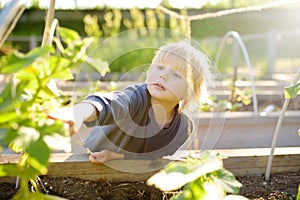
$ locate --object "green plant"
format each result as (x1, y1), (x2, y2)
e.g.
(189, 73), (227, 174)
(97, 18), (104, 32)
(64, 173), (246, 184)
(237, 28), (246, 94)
(200, 96), (231, 112)
(0, 27), (107, 199)
(0, 45), (70, 200)
(284, 82), (300, 99)
(199, 88), (252, 112)
(284, 74), (300, 200)
(147, 153), (242, 200)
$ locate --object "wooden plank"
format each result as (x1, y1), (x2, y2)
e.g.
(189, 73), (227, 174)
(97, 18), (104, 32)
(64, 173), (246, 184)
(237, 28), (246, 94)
(46, 160), (170, 176)
(224, 154), (300, 168)
(1, 147), (300, 182)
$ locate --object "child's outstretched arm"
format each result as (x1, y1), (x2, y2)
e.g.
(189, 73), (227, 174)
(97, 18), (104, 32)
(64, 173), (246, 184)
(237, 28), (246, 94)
(47, 102), (98, 135)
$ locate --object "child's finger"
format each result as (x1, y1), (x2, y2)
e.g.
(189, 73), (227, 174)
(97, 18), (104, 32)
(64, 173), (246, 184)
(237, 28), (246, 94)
(68, 121), (77, 136)
(89, 153), (103, 164)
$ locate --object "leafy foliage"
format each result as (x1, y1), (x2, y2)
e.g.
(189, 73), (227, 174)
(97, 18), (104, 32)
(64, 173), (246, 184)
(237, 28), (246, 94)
(0, 26), (107, 199)
(199, 88), (252, 112)
(147, 153), (242, 200)
(284, 82), (300, 99)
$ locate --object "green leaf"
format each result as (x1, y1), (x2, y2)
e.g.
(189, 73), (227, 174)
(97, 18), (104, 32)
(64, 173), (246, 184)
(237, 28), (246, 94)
(190, 179), (206, 199)
(164, 161), (190, 174)
(9, 126), (39, 153)
(2, 129), (18, 149)
(0, 129), (8, 147)
(26, 139), (50, 174)
(35, 79), (61, 100)
(0, 112), (18, 123)
(15, 68), (37, 82)
(0, 46), (52, 74)
(211, 169), (242, 194)
(284, 82), (300, 99)
(0, 163), (39, 179)
(147, 157), (223, 191)
(172, 180), (207, 200)
(14, 71), (39, 102)
(0, 164), (20, 177)
(51, 67), (74, 80)
(58, 27), (81, 46)
(47, 56), (74, 80)
(37, 89), (59, 100)
(0, 82), (23, 114)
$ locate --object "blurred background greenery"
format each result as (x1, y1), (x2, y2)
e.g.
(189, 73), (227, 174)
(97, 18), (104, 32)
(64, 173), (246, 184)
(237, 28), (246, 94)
(1, 0), (300, 80)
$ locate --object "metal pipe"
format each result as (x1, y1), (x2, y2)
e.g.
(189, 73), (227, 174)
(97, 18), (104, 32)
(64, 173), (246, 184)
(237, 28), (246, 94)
(215, 31), (258, 114)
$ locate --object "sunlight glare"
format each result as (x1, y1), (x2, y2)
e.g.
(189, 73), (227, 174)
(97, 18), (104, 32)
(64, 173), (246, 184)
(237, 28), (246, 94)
(169, 0), (221, 8)
(37, 0), (162, 9)
(106, 0), (163, 8)
(1, 0), (220, 9)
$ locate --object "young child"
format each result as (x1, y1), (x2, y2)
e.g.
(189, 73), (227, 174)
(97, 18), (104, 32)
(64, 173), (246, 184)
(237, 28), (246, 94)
(48, 41), (214, 163)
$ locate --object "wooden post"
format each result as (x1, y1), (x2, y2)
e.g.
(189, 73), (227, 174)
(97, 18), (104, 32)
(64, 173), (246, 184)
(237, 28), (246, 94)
(41, 0), (56, 46)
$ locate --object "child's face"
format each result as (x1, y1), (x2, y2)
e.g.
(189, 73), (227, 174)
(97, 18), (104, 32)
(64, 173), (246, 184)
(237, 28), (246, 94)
(146, 63), (189, 103)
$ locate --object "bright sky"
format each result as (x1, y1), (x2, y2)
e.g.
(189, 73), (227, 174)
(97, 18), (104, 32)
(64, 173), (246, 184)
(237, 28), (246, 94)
(0, 0), (221, 9)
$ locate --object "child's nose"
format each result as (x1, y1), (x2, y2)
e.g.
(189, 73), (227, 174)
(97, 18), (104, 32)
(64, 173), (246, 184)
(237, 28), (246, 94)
(160, 74), (168, 81)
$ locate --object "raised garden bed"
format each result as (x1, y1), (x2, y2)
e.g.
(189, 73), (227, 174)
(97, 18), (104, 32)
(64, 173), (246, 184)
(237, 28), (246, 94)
(196, 111), (300, 149)
(1, 171), (299, 200)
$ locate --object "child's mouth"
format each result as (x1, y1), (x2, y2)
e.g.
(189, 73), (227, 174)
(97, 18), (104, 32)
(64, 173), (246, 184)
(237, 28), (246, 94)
(153, 83), (166, 91)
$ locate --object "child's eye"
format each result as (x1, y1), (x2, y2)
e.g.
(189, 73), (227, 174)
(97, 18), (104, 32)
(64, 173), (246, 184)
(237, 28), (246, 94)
(173, 72), (182, 78)
(156, 65), (164, 70)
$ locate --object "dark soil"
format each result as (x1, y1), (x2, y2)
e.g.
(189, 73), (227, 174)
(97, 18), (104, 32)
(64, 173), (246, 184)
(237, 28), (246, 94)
(0, 170), (299, 200)
(237, 170), (300, 200)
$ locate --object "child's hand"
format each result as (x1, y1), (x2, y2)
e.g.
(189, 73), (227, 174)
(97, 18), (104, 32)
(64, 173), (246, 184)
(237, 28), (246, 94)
(48, 103), (97, 135)
(47, 105), (84, 135)
(89, 150), (124, 164)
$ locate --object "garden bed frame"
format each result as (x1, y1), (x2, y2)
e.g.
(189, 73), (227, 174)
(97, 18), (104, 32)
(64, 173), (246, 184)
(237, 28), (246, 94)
(1, 147), (300, 183)
(196, 110), (300, 149)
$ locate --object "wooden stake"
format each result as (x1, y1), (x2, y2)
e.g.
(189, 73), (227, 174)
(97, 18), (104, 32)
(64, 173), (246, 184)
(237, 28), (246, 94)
(41, 0), (56, 46)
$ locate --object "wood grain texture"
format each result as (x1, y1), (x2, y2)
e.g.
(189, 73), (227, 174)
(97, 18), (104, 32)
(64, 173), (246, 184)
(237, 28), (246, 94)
(1, 147), (299, 182)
